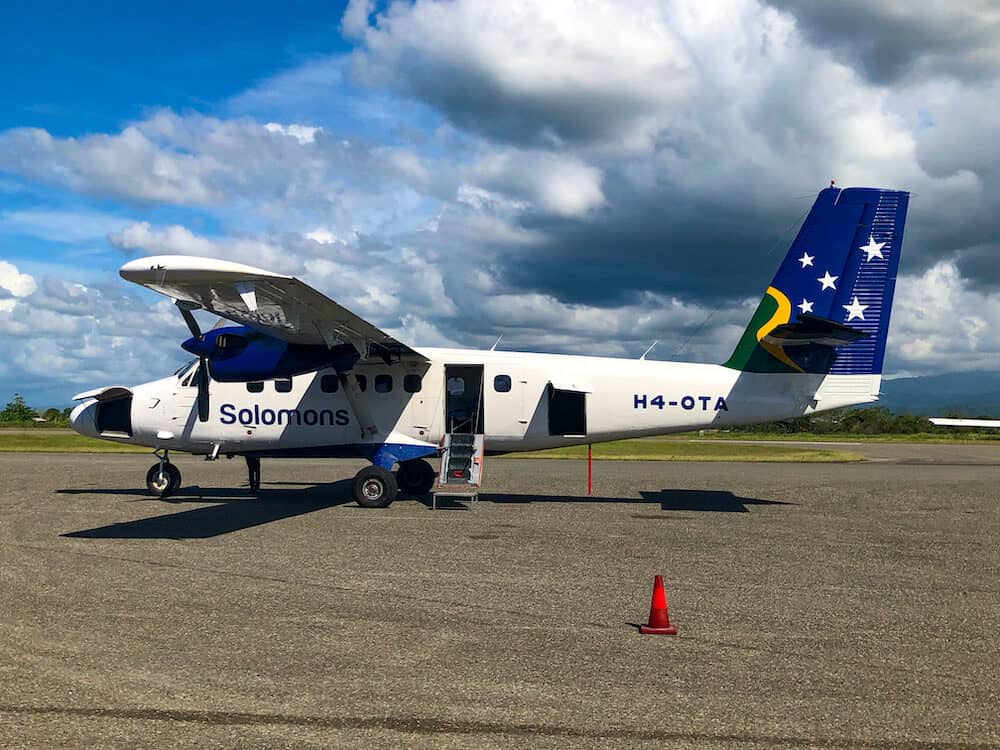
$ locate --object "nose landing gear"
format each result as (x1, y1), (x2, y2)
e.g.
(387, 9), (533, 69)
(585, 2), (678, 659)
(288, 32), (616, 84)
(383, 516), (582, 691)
(146, 449), (181, 499)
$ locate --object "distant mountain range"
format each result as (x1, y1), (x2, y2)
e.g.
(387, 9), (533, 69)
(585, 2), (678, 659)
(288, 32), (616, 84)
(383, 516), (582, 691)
(880, 371), (1000, 416)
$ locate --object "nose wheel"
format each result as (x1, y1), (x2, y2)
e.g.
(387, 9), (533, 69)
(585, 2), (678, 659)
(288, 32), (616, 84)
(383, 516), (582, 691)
(146, 457), (181, 499)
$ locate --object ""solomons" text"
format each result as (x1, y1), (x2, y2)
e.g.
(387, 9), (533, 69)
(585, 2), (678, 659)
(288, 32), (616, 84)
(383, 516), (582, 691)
(220, 403), (350, 427)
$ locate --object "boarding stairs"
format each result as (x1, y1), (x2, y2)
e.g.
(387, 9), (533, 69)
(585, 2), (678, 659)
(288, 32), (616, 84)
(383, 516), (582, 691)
(432, 432), (485, 510)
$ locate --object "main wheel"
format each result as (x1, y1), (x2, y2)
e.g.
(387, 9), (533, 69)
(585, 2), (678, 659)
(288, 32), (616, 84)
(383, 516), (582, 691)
(353, 466), (398, 509)
(146, 462), (181, 499)
(396, 459), (436, 494)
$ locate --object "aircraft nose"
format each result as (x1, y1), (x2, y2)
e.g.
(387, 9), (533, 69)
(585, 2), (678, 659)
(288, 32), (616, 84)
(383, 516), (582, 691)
(69, 401), (98, 437)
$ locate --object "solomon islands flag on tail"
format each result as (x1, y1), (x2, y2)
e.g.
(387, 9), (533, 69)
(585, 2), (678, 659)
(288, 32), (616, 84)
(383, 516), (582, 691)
(725, 186), (909, 375)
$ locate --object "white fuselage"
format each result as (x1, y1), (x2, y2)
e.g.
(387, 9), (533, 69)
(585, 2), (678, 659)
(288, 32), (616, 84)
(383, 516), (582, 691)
(71, 347), (880, 456)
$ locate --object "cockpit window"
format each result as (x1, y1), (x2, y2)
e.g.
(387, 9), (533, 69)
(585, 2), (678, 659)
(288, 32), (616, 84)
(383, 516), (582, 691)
(174, 359), (197, 377)
(180, 361), (199, 387)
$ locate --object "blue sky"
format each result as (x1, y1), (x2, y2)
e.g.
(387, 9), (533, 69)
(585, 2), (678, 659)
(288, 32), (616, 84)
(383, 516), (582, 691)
(1, 0), (999, 408)
(0, 1), (352, 134)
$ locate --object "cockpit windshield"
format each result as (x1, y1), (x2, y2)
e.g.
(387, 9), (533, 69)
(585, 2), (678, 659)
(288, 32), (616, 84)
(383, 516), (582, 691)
(174, 359), (198, 381)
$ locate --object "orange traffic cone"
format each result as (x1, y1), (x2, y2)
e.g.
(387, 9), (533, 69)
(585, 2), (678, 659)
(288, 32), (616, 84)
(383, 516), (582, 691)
(639, 575), (678, 635)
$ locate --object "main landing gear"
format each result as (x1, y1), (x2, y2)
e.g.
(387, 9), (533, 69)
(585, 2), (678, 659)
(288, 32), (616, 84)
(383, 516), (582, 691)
(396, 459), (436, 494)
(146, 450), (181, 499)
(353, 466), (397, 509)
(352, 458), (435, 509)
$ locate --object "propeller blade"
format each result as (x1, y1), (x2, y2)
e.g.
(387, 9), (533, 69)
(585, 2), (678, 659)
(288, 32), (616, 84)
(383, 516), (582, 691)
(197, 358), (210, 422)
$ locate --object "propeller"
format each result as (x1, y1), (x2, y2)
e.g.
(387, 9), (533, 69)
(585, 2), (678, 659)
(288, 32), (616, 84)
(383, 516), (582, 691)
(177, 302), (210, 422)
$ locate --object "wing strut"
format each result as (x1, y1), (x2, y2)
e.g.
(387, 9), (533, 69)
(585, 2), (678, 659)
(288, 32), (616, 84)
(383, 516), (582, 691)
(338, 371), (379, 439)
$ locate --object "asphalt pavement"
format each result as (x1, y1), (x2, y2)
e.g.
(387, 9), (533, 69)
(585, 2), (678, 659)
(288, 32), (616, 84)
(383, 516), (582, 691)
(1, 450), (998, 748)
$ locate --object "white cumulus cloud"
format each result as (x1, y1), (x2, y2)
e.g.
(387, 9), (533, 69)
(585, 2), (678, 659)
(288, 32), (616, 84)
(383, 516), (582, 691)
(0, 261), (37, 312)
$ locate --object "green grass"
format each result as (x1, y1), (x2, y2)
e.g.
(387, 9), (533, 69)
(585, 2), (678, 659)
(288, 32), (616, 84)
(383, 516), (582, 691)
(0, 430), (860, 461)
(0, 431), (147, 453)
(508, 438), (862, 462)
(685, 431), (1000, 443)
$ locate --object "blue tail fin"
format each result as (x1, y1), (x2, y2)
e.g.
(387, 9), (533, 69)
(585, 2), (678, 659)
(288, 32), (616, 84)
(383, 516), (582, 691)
(724, 186), (909, 375)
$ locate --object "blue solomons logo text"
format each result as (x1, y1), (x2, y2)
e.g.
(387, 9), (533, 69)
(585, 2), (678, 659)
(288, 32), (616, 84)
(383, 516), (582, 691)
(220, 403), (350, 427)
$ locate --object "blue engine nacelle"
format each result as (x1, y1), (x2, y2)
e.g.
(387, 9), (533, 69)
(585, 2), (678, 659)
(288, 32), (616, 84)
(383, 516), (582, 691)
(182, 326), (357, 382)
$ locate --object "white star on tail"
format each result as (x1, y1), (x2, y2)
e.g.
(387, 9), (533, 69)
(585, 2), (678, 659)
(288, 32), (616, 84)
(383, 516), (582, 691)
(818, 271), (838, 290)
(860, 235), (886, 261)
(798, 299), (813, 314)
(799, 252), (814, 268)
(843, 296), (867, 321)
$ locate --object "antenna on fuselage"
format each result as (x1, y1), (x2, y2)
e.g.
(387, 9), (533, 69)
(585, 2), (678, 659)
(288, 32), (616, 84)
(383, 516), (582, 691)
(639, 341), (658, 360)
(490, 333), (504, 351)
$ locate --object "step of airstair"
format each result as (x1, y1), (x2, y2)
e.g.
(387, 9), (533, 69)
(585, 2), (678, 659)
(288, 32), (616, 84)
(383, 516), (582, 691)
(433, 433), (484, 509)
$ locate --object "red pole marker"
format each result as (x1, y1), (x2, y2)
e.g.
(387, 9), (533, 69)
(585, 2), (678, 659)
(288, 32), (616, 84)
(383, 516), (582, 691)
(639, 575), (678, 635)
(587, 443), (593, 496)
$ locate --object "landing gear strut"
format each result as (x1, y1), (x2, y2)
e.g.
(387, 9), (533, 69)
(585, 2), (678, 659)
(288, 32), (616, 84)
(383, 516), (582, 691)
(146, 450), (181, 499)
(245, 456), (261, 493)
(353, 466), (398, 509)
(396, 459), (436, 494)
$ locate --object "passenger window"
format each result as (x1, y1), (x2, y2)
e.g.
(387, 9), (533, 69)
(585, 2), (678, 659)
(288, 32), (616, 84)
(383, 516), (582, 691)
(494, 374), (512, 393)
(375, 374), (392, 393)
(246, 381), (264, 393)
(275, 378), (293, 393)
(356, 375), (367, 392)
(320, 374), (339, 393)
(404, 374), (422, 393)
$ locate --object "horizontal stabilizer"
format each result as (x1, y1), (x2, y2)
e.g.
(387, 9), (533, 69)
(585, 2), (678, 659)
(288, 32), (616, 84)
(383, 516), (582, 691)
(762, 314), (869, 348)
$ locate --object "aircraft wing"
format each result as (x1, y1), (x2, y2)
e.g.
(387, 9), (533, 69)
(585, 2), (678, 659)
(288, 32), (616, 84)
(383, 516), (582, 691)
(929, 418), (1000, 428)
(119, 255), (425, 361)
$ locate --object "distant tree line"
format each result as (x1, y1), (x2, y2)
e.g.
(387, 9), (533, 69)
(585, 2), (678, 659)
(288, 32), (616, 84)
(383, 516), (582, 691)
(0, 394), (73, 426)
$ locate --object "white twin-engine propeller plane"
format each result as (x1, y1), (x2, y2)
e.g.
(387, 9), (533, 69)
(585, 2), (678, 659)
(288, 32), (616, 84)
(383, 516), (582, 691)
(71, 186), (910, 507)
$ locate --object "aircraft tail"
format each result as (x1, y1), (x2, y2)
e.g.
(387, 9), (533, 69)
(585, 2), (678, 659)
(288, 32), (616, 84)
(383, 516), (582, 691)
(724, 186), (909, 378)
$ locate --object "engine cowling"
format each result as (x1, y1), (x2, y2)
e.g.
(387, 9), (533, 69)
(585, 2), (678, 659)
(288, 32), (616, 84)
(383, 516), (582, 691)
(181, 326), (356, 382)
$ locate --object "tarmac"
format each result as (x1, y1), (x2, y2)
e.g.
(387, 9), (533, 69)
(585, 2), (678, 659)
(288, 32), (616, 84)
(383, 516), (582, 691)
(1, 446), (998, 749)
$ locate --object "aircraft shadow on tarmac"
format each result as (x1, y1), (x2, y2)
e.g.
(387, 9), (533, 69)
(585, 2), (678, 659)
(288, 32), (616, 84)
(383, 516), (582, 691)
(57, 485), (790, 539)
(468, 489), (793, 513)
(58, 479), (357, 540)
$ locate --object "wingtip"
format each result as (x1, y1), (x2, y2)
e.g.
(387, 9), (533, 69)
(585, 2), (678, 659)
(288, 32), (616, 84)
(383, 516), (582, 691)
(119, 255), (288, 284)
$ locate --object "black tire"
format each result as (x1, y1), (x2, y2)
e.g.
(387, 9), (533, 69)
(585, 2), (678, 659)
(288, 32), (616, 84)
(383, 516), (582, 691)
(146, 462), (181, 499)
(353, 466), (398, 509)
(396, 459), (436, 494)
